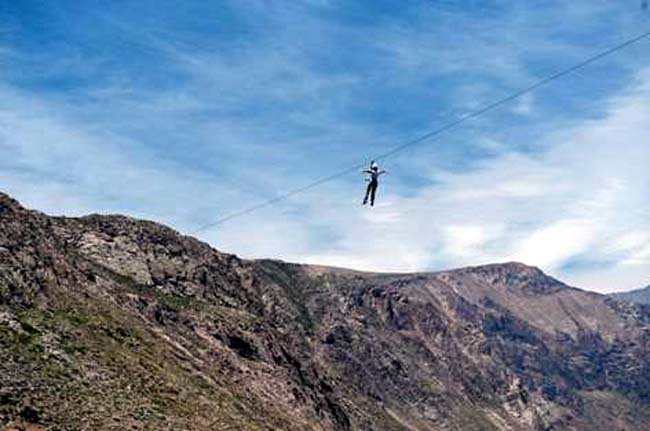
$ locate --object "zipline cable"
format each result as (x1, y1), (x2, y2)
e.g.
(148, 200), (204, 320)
(189, 29), (650, 234)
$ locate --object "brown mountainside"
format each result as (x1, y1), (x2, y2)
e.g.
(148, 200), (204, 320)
(1, 192), (649, 431)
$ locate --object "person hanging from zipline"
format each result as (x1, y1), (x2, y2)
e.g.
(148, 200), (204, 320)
(362, 160), (386, 206)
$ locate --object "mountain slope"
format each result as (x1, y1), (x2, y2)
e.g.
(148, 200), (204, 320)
(1, 192), (649, 431)
(611, 286), (650, 305)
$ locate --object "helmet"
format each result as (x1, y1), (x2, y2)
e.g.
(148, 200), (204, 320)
(370, 161), (378, 170)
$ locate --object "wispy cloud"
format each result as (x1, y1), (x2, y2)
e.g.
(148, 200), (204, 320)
(282, 69), (650, 291)
(0, 1), (648, 292)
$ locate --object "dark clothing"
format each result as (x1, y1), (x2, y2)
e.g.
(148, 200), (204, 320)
(362, 167), (385, 206)
(365, 169), (381, 182)
(364, 179), (378, 206)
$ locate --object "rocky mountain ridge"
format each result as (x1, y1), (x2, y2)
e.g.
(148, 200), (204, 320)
(611, 285), (650, 305)
(1, 192), (649, 430)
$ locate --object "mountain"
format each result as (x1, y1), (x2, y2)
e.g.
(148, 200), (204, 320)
(611, 286), (650, 305)
(1, 191), (649, 431)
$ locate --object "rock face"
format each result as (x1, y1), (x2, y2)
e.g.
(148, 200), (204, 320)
(1, 192), (649, 431)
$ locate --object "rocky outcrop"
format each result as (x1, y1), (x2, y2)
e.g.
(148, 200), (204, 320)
(1, 192), (649, 430)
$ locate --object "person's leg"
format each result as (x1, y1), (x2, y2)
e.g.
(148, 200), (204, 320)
(370, 181), (377, 206)
(363, 182), (372, 204)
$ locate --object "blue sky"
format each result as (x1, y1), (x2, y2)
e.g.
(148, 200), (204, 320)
(1, 1), (649, 292)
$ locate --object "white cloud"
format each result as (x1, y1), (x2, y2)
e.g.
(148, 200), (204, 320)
(442, 225), (491, 260)
(214, 68), (650, 292)
(0, 85), (239, 227)
(2, 1), (649, 294)
(513, 219), (596, 268)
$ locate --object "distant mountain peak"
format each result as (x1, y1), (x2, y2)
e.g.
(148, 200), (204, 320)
(610, 285), (650, 305)
(451, 261), (569, 295)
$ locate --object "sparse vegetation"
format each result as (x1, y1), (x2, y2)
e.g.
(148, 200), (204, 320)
(1, 192), (649, 430)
